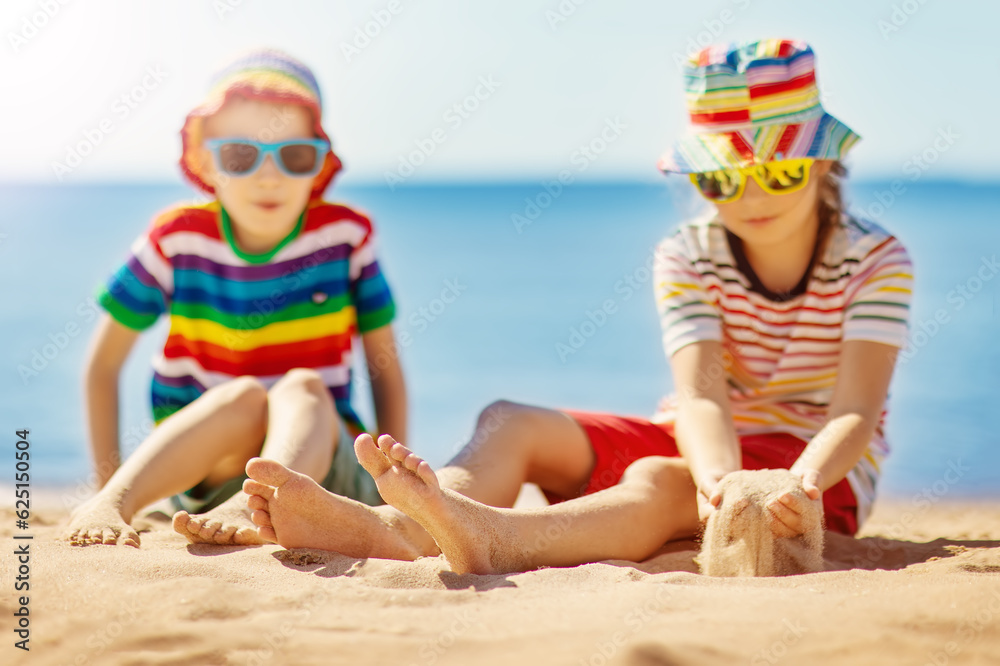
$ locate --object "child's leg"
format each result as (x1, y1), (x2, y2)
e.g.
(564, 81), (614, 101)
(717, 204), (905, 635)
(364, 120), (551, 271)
(173, 369), (341, 545)
(62, 377), (269, 547)
(242, 401), (598, 558)
(357, 434), (700, 574)
(436, 401), (598, 505)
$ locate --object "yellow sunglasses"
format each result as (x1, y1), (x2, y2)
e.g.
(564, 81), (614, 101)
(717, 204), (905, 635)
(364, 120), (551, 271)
(689, 158), (814, 203)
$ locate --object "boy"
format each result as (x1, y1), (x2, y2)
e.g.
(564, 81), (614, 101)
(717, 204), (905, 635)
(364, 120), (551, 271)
(61, 49), (406, 548)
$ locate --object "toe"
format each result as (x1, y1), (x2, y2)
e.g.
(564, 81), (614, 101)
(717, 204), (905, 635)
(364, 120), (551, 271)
(245, 457), (295, 487)
(256, 526), (277, 543)
(356, 434), (393, 477)
(376, 434), (398, 453)
(243, 479), (275, 500)
(388, 442), (412, 464)
(251, 509), (273, 528)
(214, 524), (238, 544)
(198, 520), (222, 540)
(247, 495), (268, 511)
(101, 528), (119, 545)
(415, 461), (440, 490)
(402, 452), (423, 472)
(171, 511), (191, 533)
(183, 515), (205, 535)
(233, 527), (263, 545)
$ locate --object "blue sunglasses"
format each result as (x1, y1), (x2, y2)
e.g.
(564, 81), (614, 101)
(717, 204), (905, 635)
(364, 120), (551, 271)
(204, 138), (330, 178)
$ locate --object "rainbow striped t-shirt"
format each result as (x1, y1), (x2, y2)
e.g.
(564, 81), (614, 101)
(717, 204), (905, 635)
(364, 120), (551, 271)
(97, 199), (395, 434)
(652, 211), (914, 523)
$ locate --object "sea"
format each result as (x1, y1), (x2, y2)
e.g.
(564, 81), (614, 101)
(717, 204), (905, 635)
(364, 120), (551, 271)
(1, 179), (997, 501)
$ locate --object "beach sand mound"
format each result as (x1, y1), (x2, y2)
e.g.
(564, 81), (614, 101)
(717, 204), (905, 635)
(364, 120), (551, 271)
(698, 469), (824, 577)
(2, 493), (999, 665)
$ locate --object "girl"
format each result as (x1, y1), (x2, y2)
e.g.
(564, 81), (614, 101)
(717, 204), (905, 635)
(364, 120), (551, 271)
(242, 38), (913, 573)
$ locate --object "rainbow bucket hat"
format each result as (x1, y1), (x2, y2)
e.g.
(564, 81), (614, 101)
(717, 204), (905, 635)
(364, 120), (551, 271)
(658, 38), (860, 174)
(179, 48), (342, 199)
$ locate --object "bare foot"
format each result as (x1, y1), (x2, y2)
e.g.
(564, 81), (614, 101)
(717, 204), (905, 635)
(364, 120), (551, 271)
(172, 493), (265, 546)
(356, 434), (526, 575)
(241, 451), (431, 560)
(61, 494), (140, 548)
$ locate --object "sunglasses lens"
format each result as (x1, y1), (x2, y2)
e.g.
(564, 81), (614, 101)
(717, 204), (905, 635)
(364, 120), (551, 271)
(760, 160), (809, 192)
(694, 170), (741, 201)
(279, 143), (321, 175)
(217, 142), (259, 174)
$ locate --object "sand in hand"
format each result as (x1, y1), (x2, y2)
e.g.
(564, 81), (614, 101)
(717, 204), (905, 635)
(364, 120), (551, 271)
(698, 469), (824, 577)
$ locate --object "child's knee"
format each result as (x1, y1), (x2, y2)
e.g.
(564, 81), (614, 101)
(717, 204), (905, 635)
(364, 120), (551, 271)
(475, 400), (545, 437)
(210, 376), (267, 411)
(272, 368), (330, 398)
(478, 400), (520, 430)
(620, 456), (689, 489)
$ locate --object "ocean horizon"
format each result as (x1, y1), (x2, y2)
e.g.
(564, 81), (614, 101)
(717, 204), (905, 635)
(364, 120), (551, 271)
(2, 179), (997, 503)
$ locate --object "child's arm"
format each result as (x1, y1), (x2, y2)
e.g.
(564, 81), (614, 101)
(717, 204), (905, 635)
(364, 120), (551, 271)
(790, 340), (900, 492)
(762, 340), (900, 537)
(361, 324), (408, 443)
(84, 314), (141, 487)
(669, 339), (742, 520)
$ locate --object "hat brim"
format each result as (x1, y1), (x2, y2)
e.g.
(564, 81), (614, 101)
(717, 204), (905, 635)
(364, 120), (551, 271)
(657, 113), (860, 174)
(179, 85), (342, 199)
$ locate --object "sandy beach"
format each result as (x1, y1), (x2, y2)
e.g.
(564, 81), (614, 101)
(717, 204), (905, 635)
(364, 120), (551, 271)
(2, 488), (999, 666)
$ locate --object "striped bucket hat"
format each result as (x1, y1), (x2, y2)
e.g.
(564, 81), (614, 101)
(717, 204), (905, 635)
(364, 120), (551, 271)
(658, 38), (860, 174)
(180, 48), (342, 199)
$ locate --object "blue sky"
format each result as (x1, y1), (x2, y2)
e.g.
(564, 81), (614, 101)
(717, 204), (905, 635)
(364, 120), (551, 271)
(1, 0), (996, 185)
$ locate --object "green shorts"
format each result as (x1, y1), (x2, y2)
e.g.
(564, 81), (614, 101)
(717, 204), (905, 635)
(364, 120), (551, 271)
(169, 422), (383, 514)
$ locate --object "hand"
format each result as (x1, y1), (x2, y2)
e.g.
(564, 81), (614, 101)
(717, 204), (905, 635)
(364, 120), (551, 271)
(696, 469), (735, 523)
(797, 468), (822, 500)
(766, 468), (822, 538)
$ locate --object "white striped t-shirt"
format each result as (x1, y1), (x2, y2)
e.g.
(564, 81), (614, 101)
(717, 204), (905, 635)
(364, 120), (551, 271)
(652, 211), (914, 523)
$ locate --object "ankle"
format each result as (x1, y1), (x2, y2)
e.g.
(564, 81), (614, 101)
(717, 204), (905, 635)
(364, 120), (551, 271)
(404, 523), (441, 558)
(98, 484), (140, 522)
(380, 510), (439, 559)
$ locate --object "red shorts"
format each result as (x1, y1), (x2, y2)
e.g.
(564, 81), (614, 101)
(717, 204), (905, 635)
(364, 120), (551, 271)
(555, 410), (859, 536)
